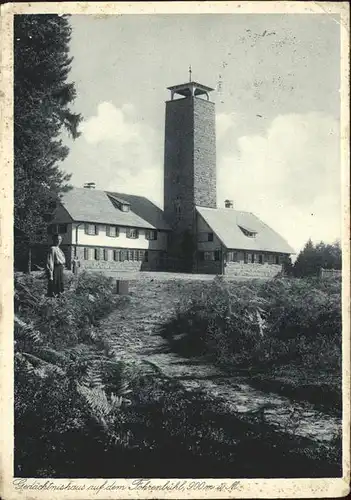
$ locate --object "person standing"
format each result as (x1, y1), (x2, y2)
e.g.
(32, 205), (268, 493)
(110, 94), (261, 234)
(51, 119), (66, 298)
(46, 234), (66, 297)
(72, 254), (81, 277)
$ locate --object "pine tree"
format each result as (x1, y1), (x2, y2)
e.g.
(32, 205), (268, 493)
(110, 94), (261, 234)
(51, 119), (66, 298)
(294, 239), (342, 277)
(14, 15), (82, 272)
(293, 239), (317, 277)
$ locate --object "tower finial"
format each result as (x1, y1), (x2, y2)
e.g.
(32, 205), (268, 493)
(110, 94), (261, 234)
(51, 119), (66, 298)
(189, 65), (192, 82)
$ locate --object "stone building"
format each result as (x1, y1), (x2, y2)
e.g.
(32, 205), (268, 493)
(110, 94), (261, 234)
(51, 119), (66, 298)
(50, 79), (294, 276)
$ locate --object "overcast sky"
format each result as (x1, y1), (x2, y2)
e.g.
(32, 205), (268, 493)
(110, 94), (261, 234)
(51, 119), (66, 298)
(61, 13), (341, 253)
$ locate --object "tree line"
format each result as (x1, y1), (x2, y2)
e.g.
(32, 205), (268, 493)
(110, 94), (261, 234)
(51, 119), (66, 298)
(284, 239), (341, 277)
(14, 14), (82, 271)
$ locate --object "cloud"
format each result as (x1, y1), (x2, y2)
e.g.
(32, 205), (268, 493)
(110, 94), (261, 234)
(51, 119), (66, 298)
(216, 112), (237, 139)
(68, 101), (163, 205)
(79, 101), (150, 147)
(217, 112), (341, 252)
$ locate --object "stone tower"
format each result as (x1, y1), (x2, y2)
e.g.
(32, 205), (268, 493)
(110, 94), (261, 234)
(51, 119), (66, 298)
(163, 80), (217, 270)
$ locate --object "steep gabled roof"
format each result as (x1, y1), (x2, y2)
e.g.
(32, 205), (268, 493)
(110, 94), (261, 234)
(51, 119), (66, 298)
(58, 187), (170, 230)
(107, 191), (170, 230)
(196, 206), (295, 254)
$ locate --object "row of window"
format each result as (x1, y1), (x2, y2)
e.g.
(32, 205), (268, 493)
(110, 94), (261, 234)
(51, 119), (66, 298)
(199, 251), (221, 262)
(199, 251), (281, 264)
(84, 224), (157, 240)
(48, 223), (157, 240)
(83, 248), (149, 262)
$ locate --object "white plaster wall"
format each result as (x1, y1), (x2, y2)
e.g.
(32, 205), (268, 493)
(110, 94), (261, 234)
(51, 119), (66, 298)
(71, 223), (168, 250)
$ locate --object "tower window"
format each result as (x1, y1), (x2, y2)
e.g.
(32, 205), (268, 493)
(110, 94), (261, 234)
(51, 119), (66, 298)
(208, 232), (214, 242)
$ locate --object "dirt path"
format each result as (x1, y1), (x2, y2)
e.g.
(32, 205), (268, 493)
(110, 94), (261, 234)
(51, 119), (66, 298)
(100, 278), (340, 443)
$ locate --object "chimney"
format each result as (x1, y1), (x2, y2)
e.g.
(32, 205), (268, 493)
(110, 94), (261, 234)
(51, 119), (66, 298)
(84, 182), (96, 189)
(225, 199), (233, 209)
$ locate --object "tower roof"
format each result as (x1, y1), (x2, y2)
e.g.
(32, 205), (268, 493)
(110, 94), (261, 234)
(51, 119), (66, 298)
(167, 81), (214, 99)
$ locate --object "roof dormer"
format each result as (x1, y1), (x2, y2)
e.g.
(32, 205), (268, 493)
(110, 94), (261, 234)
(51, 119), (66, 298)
(108, 194), (130, 212)
(238, 225), (257, 238)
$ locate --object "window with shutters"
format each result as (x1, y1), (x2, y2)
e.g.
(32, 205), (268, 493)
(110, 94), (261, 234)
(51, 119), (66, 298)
(228, 251), (238, 262)
(120, 250), (128, 261)
(126, 228), (139, 239)
(84, 248), (89, 260)
(145, 230), (157, 240)
(94, 248), (100, 260)
(113, 250), (121, 262)
(103, 249), (109, 261)
(106, 225), (119, 237)
(85, 223), (98, 236)
(204, 251), (214, 261)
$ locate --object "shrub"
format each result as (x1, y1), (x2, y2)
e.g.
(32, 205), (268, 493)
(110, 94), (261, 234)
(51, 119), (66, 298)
(14, 270), (133, 476)
(161, 276), (342, 373)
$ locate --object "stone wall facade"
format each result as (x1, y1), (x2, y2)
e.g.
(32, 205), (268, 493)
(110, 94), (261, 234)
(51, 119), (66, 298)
(196, 260), (282, 278)
(224, 262), (282, 278)
(196, 261), (222, 275)
(163, 95), (217, 269)
(193, 98), (216, 209)
(163, 97), (195, 235)
(72, 245), (162, 272)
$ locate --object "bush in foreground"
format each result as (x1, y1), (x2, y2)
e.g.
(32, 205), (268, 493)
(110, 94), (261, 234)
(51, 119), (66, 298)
(14, 271), (134, 475)
(162, 276), (341, 377)
(14, 272), (341, 477)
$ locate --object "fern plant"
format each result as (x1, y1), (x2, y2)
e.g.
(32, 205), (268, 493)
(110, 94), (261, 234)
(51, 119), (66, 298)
(15, 270), (135, 471)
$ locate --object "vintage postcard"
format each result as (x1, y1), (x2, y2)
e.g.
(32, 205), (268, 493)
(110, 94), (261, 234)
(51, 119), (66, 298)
(0, 1), (350, 499)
